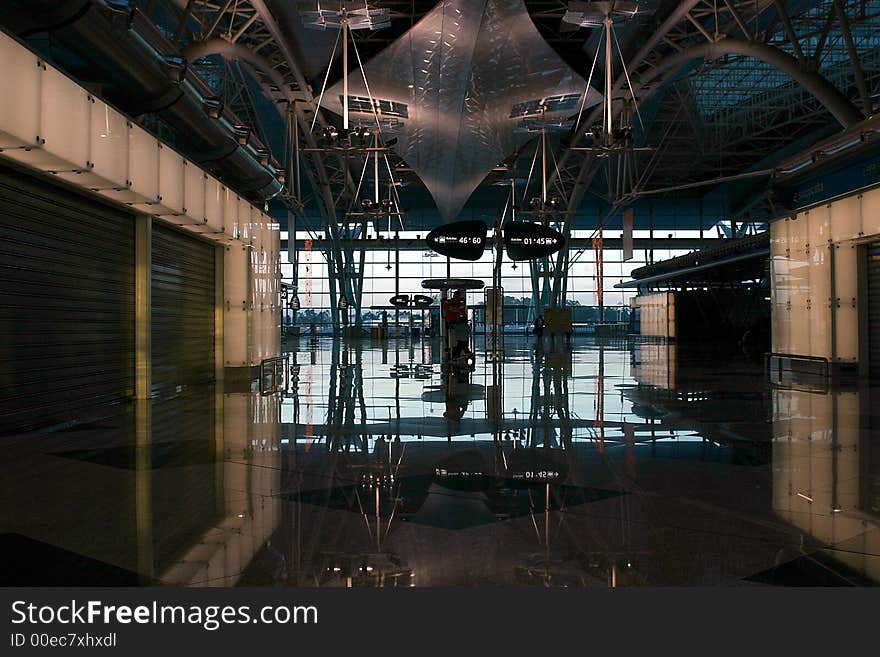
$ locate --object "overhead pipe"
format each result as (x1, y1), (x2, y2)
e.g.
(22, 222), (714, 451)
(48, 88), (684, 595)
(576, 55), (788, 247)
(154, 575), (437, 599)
(0, 0), (282, 201)
(775, 111), (880, 179)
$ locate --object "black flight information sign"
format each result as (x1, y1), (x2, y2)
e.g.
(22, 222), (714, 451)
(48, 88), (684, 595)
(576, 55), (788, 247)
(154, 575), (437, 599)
(425, 220), (488, 261)
(503, 221), (565, 261)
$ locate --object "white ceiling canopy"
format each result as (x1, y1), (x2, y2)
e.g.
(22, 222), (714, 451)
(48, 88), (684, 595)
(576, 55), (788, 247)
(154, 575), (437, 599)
(322, 0), (602, 222)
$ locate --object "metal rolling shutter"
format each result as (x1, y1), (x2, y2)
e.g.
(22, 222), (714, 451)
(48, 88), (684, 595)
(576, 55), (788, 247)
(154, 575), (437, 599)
(866, 244), (880, 515)
(0, 165), (135, 434)
(151, 221), (215, 398)
(868, 243), (880, 377)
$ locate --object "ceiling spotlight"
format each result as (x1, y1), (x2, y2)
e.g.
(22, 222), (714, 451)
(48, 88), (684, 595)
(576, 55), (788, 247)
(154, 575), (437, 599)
(202, 97), (223, 119)
(162, 55), (187, 83)
(360, 197), (374, 210)
(529, 197), (542, 210)
(353, 125), (372, 143)
(232, 124), (251, 145)
(562, 1), (640, 28)
(299, 4), (391, 31)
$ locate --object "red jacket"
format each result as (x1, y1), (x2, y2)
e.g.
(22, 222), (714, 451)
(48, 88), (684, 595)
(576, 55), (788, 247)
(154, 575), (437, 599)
(442, 298), (466, 323)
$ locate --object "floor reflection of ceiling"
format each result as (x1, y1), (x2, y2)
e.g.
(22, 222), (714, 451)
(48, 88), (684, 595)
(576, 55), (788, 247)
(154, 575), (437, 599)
(286, 473), (624, 530)
(324, 0), (600, 221)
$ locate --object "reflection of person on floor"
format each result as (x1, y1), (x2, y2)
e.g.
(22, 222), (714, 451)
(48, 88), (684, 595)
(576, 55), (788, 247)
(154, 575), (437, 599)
(443, 370), (470, 421)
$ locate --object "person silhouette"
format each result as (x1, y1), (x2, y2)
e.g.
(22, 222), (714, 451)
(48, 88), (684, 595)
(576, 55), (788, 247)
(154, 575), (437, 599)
(533, 315), (545, 338)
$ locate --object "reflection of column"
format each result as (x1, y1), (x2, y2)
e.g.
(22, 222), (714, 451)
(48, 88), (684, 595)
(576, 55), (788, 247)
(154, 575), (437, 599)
(623, 422), (636, 481)
(160, 391), (282, 586)
(772, 387), (878, 581)
(596, 345), (605, 453)
(134, 214), (153, 583)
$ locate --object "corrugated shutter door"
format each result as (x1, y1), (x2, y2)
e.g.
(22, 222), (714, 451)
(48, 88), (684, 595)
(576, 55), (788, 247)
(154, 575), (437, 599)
(0, 165), (134, 434)
(868, 243), (880, 377)
(151, 221), (215, 398)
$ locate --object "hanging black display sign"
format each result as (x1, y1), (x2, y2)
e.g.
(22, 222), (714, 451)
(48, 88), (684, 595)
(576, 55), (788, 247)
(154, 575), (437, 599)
(412, 294), (434, 308)
(389, 294), (411, 308)
(425, 220), (488, 261)
(503, 221), (565, 261)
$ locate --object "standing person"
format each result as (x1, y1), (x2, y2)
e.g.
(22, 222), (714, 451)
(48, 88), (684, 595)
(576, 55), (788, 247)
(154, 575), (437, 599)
(442, 290), (467, 360)
(452, 317), (471, 359)
(443, 290), (466, 324)
(533, 315), (545, 338)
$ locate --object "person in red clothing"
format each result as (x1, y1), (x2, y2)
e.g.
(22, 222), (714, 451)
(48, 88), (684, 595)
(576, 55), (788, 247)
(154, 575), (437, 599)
(442, 290), (469, 361)
(442, 290), (466, 323)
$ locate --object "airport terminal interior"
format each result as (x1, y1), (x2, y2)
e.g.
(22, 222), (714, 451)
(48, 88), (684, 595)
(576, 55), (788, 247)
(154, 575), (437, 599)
(1, 0), (879, 586)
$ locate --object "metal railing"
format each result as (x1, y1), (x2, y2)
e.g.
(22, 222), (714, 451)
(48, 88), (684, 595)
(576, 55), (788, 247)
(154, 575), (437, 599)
(766, 352), (830, 391)
(260, 356), (290, 395)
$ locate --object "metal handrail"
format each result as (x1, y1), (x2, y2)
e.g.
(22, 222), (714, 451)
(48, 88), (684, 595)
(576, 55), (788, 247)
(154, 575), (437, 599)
(260, 356), (290, 395)
(766, 352), (830, 386)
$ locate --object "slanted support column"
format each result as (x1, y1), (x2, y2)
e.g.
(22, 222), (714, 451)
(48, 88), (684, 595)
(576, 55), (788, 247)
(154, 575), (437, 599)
(529, 260), (541, 322)
(326, 250), (341, 333)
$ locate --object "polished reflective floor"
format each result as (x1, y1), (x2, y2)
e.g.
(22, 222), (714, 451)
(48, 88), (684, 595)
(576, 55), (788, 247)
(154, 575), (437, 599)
(2, 334), (879, 586)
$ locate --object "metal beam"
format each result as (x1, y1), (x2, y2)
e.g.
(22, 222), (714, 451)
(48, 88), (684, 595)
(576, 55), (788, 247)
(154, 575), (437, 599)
(832, 0), (873, 116)
(175, 1), (367, 331)
(185, 38), (292, 101)
(772, 0), (806, 65)
(546, 0), (708, 307)
(722, 0), (753, 41)
(635, 38), (864, 128)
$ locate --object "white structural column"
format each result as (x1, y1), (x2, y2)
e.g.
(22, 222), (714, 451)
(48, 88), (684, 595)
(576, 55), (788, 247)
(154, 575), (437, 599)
(634, 291), (676, 339)
(268, 219), (281, 357)
(225, 241), (252, 369)
(770, 184), (880, 367)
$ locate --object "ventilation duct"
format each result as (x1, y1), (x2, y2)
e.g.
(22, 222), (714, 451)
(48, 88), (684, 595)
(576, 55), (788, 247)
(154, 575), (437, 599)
(0, 0), (282, 202)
